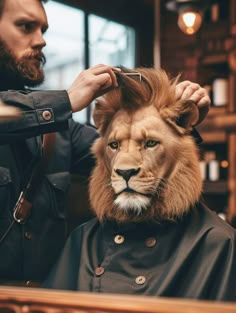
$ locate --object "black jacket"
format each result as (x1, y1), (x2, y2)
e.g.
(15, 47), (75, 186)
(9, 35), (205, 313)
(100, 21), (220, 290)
(0, 90), (98, 282)
(44, 203), (236, 301)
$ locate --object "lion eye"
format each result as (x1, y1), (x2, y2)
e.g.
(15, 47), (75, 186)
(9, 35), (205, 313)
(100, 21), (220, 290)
(145, 140), (159, 149)
(108, 141), (119, 150)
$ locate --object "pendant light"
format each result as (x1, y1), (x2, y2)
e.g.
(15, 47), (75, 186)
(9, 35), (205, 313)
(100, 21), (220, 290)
(166, 0), (217, 35)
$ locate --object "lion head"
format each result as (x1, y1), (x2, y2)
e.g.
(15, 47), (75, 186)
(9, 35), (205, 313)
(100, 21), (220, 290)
(89, 68), (202, 223)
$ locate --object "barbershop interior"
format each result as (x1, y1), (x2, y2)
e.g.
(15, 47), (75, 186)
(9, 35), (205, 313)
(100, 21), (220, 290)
(1, 0), (236, 312)
(38, 0), (236, 227)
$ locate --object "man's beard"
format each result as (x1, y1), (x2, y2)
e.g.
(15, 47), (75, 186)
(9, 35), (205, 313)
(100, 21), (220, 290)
(0, 37), (46, 89)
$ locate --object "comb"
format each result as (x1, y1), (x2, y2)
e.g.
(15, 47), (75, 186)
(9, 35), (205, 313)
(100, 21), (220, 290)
(123, 72), (142, 81)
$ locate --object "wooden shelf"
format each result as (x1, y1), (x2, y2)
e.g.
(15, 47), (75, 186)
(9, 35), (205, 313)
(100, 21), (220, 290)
(199, 131), (226, 144)
(197, 112), (236, 133)
(200, 53), (228, 65)
(203, 180), (228, 195)
(208, 106), (227, 116)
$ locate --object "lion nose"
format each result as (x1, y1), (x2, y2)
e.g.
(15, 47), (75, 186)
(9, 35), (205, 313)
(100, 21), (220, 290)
(115, 168), (140, 182)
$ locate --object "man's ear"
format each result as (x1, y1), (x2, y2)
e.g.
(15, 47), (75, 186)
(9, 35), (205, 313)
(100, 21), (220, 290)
(175, 100), (199, 130)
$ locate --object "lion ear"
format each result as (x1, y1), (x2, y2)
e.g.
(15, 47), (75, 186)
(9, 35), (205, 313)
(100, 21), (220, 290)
(175, 100), (199, 130)
(92, 98), (112, 135)
(93, 101), (102, 130)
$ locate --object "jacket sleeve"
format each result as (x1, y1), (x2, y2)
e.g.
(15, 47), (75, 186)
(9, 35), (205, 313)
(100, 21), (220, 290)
(69, 119), (99, 176)
(0, 89), (72, 143)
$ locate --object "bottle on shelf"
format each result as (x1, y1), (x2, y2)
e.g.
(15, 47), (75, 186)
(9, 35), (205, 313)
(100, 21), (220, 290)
(212, 78), (229, 106)
(211, 3), (219, 22)
(199, 159), (207, 181)
(200, 151), (220, 181)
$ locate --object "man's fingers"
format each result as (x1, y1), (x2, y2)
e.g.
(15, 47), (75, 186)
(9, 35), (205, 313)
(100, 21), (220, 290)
(67, 64), (121, 112)
(95, 71), (118, 90)
(196, 95), (211, 108)
(109, 69), (119, 87)
(176, 80), (211, 125)
(175, 80), (191, 99)
(0, 101), (21, 121)
(195, 96), (210, 124)
(94, 86), (114, 99)
(180, 83), (201, 100)
(88, 65), (120, 88)
(188, 88), (207, 103)
(91, 64), (121, 75)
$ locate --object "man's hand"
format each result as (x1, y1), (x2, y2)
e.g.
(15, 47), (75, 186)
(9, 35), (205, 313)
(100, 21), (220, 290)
(0, 101), (21, 121)
(67, 64), (121, 113)
(176, 81), (211, 125)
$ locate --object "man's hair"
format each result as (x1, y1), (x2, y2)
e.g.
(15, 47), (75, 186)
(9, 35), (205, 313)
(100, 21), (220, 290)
(0, 0), (48, 17)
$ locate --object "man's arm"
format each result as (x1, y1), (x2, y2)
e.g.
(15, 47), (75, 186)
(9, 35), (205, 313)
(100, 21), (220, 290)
(0, 64), (120, 144)
(0, 90), (72, 143)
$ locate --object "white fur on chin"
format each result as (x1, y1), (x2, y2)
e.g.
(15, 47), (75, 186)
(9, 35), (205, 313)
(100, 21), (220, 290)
(114, 193), (151, 215)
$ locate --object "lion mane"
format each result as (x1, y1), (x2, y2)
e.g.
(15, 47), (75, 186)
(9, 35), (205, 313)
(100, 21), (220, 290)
(89, 68), (202, 223)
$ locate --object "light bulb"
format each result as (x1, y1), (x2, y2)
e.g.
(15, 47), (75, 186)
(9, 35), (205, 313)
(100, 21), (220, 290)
(178, 10), (202, 35)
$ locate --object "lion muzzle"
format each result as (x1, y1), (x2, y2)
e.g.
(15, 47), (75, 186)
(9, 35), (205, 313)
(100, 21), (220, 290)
(115, 168), (140, 182)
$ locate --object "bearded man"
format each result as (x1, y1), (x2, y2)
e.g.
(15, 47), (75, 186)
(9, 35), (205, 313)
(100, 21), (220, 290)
(0, 0), (210, 286)
(0, 37), (45, 89)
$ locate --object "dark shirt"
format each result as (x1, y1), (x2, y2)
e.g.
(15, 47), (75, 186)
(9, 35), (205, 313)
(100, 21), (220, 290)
(0, 89), (98, 282)
(44, 203), (236, 301)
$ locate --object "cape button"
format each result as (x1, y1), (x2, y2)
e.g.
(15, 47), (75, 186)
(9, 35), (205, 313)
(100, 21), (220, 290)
(24, 232), (32, 240)
(135, 275), (146, 285)
(42, 110), (52, 121)
(145, 237), (156, 248)
(95, 266), (105, 276)
(25, 280), (33, 287)
(114, 234), (125, 244)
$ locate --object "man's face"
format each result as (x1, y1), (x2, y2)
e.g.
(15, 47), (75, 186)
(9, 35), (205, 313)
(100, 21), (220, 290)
(0, 0), (49, 87)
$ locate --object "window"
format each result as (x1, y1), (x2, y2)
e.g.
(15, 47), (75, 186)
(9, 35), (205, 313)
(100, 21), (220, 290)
(42, 1), (85, 90)
(42, 1), (136, 124)
(89, 14), (136, 68)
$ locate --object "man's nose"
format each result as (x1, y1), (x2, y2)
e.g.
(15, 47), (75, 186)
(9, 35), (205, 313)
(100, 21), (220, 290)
(32, 30), (46, 48)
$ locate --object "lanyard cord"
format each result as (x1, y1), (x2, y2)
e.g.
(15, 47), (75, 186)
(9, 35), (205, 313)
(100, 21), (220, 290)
(0, 220), (15, 245)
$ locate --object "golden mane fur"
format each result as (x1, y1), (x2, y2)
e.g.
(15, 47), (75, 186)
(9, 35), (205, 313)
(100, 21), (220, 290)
(89, 68), (202, 223)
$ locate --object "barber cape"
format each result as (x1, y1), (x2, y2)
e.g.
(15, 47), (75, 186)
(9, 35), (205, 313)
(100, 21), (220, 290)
(44, 202), (236, 301)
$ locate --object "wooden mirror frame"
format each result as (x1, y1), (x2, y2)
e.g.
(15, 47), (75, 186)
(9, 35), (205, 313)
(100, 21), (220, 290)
(0, 286), (236, 313)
